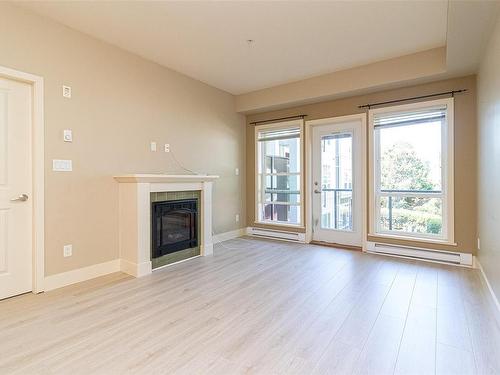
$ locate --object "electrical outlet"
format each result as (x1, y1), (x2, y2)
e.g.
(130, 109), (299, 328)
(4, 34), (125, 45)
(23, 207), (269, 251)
(235, 214), (240, 223)
(164, 144), (170, 153)
(63, 244), (73, 257)
(62, 85), (72, 98)
(235, 168), (239, 176)
(150, 141), (157, 152)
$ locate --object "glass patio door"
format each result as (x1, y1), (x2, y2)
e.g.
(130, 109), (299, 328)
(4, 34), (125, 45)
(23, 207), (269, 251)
(312, 118), (363, 247)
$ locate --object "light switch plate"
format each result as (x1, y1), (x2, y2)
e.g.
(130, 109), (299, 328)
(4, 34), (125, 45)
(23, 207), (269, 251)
(53, 159), (72, 172)
(235, 168), (239, 176)
(150, 141), (157, 152)
(63, 244), (72, 257)
(63, 129), (73, 142)
(62, 85), (72, 98)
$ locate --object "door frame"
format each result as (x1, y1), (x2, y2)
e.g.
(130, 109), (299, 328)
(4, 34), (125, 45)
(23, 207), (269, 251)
(0, 65), (45, 293)
(305, 113), (367, 250)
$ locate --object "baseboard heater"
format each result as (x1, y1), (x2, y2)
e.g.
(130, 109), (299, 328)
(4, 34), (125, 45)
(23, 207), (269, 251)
(366, 241), (473, 267)
(247, 227), (306, 242)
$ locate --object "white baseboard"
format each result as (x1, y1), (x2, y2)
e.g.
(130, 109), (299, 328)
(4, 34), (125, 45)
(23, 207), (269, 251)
(43, 259), (121, 291)
(213, 228), (246, 243)
(42, 228), (248, 291)
(475, 257), (500, 320)
(42, 228), (247, 291)
(120, 259), (152, 277)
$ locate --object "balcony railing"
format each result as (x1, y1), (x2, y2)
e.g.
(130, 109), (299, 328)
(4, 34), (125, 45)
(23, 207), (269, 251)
(322, 188), (352, 230)
(379, 189), (442, 233)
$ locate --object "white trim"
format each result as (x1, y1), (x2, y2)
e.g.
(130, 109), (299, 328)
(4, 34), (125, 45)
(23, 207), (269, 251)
(43, 260), (120, 291)
(119, 259), (152, 277)
(366, 241), (472, 267)
(254, 119), (304, 227)
(475, 257), (500, 320)
(368, 233), (457, 246)
(305, 114), (367, 250)
(368, 98), (455, 244)
(213, 228), (246, 243)
(113, 174), (219, 183)
(0, 65), (45, 293)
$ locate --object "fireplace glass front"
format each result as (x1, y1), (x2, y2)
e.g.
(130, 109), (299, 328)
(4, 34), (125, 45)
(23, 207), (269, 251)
(151, 199), (198, 258)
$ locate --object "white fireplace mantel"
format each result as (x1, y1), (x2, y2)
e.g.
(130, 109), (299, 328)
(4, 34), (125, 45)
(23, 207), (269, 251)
(114, 174), (219, 183)
(114, 174), (219, 277)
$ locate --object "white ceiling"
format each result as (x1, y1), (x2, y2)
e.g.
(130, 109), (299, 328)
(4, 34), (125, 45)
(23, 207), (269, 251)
(17, 1), (449, 95)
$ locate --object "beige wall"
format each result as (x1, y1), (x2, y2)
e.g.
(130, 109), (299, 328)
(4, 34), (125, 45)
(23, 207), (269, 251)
(247, 75), (477, 254)
(237, 47), (447, 113)
(0, 4), (246, 276)
(477, 14), (500, 299)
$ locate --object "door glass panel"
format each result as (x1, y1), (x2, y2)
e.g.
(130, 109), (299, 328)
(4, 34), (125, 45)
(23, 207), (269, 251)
(320, 132), (353, 231)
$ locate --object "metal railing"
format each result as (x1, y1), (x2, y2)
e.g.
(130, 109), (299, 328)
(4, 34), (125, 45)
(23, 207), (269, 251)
(380, 189), (442, 231)
(322, 188), (352, 229)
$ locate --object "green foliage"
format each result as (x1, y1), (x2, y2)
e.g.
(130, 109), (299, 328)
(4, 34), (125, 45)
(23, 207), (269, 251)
(381, 143), (435, 191)
(427, 218), (442, 234)
(381, 143), (442, 235)
(381, 207), (442, 235)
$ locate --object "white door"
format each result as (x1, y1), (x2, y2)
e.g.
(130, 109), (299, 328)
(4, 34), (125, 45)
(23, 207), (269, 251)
(312, 118), (363, 247)
(0, 76), (33, 300)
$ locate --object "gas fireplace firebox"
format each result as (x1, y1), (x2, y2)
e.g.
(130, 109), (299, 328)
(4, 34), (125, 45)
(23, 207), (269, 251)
(151, 199), (198, 259)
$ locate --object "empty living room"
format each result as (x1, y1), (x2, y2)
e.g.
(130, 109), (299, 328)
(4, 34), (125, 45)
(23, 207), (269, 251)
(1, 1), (500, 374)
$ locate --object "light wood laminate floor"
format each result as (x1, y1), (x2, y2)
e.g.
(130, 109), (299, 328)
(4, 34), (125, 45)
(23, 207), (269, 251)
(1, 238), (499, 375)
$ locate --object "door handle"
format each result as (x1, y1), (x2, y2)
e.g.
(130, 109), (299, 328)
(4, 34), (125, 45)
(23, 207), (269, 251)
(314, 189), (322, 194)
(10, 194), (29, 202)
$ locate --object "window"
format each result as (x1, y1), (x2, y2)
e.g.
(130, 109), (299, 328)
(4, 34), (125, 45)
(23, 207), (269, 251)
(256, 120), (303, 226)
(370, 98), (454, 242)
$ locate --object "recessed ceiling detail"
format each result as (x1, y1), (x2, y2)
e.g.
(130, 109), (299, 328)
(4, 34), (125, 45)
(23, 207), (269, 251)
(17, 1), (448, 95)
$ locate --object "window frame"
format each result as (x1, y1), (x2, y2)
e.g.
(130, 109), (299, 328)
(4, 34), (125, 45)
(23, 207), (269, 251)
(254, 119), (305, 228)
(368, 98), (455, 244)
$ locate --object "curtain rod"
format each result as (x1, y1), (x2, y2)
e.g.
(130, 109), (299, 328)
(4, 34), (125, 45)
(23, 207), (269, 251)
(358, 89), (467, 109)
(249, 114), (307, 125)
